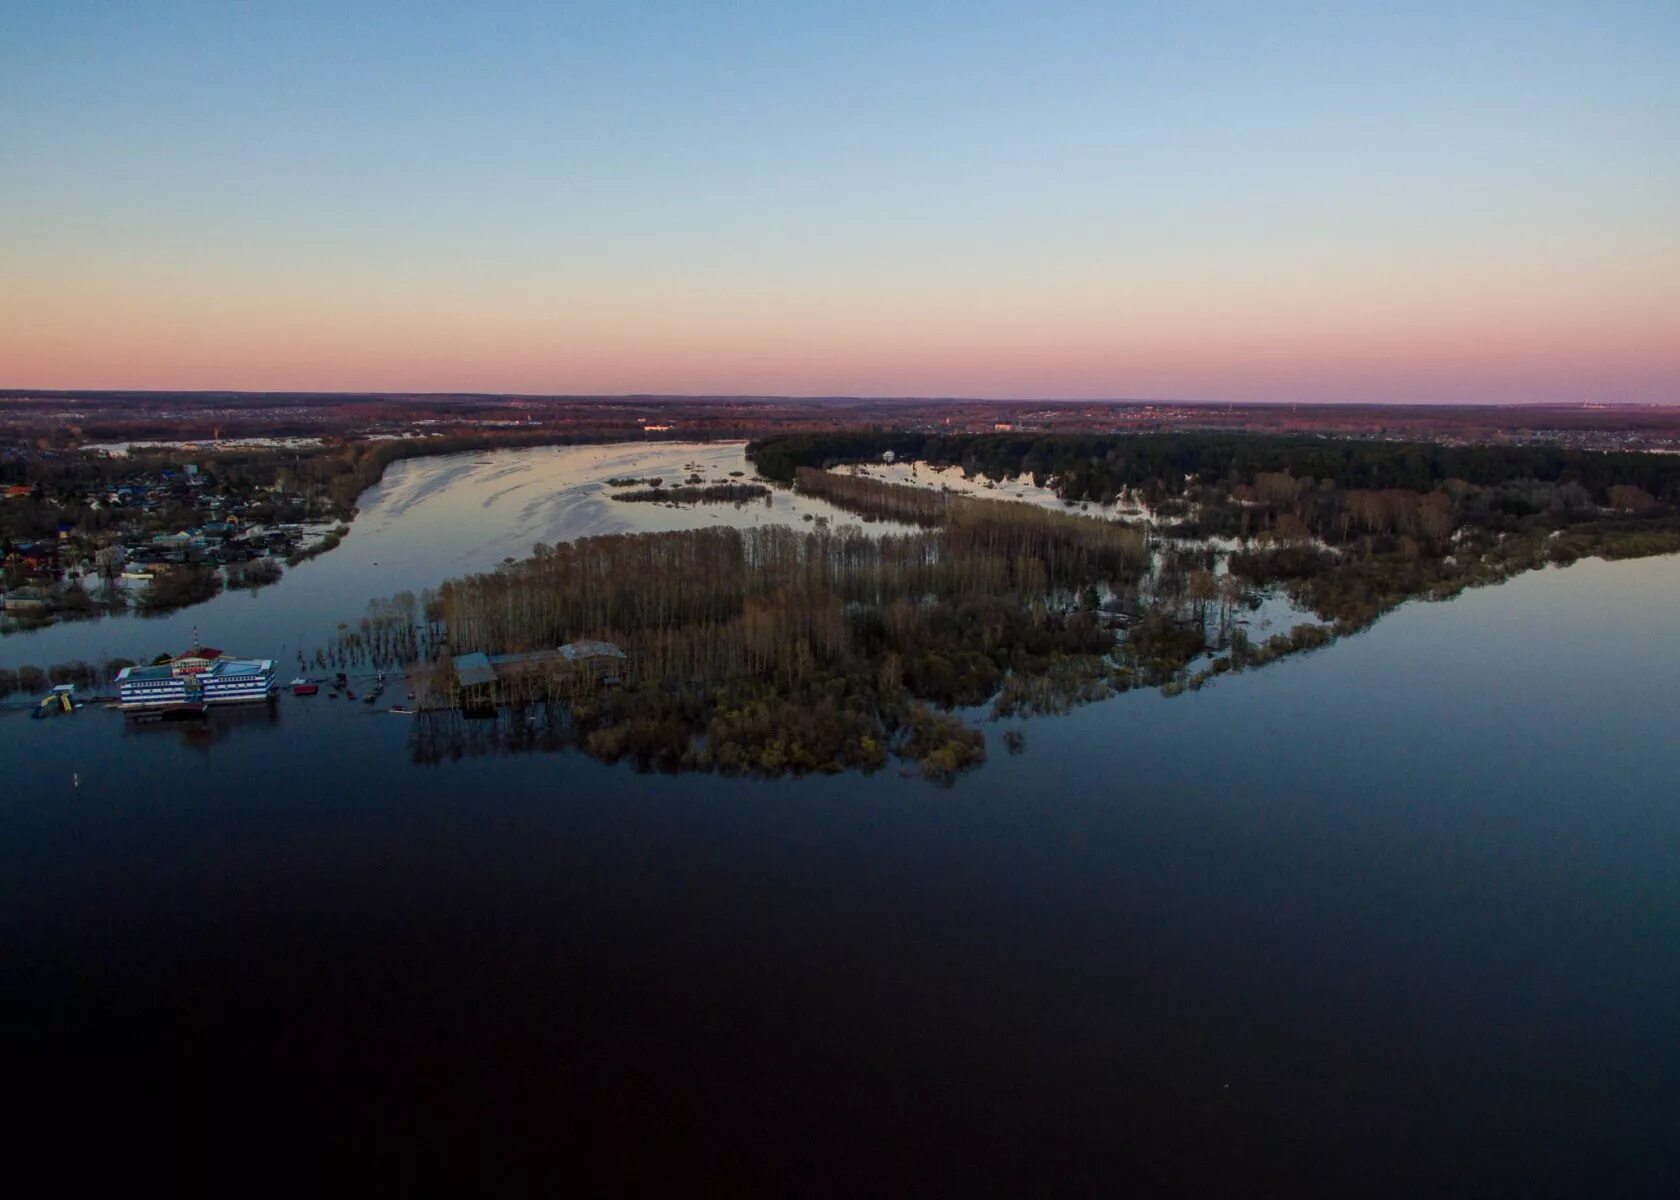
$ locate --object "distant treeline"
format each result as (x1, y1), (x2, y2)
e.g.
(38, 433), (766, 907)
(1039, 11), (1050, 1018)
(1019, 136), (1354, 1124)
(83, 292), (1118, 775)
(2, 430), (641, 525)
(0, 657), (137, 696)
(792, 468), (1146, 575)
(611, 482), (769, 504)
(749, 431), (1680, 504)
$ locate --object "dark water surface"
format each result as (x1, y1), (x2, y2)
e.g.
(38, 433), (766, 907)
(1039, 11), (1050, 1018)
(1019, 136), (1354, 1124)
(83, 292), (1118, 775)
(5, 550), (1679, 1193)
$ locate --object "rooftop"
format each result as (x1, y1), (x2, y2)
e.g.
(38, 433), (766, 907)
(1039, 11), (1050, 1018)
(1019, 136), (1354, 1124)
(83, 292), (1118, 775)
(453, 652), (497, 687)
(206, 659), (272, 677)
(117, 665), (177, 683)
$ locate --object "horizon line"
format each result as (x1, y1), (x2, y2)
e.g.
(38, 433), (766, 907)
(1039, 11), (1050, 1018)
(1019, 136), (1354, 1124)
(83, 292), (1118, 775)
(1, 389), (1672, 411)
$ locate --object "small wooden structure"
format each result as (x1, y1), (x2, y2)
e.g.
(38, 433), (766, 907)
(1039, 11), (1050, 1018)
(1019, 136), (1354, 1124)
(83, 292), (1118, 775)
(449, 641), (627, 710)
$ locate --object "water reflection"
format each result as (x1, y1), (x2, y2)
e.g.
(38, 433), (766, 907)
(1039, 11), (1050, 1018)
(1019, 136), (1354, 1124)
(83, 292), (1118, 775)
(119, 700), (282, 751)
(5, 555), (1680, 1192)
(411, 705), (573, 764)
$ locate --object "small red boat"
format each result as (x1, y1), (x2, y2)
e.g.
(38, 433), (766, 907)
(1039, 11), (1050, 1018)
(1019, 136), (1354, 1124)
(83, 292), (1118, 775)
(290, 677), (320, 696)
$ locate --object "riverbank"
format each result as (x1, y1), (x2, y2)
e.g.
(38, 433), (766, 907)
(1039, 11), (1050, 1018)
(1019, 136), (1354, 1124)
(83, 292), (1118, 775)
(0, 442), (880, 670)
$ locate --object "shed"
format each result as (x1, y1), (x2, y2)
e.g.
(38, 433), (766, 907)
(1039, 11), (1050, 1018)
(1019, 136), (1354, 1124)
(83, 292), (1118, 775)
(453, 652), (497, 688)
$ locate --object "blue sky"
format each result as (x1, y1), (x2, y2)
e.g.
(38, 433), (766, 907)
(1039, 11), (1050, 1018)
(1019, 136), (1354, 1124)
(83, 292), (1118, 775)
(3, 2), (1676, 400)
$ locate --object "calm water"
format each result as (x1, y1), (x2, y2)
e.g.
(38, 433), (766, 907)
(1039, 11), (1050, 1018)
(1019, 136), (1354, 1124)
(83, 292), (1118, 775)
(3, 452), (1678, 1193)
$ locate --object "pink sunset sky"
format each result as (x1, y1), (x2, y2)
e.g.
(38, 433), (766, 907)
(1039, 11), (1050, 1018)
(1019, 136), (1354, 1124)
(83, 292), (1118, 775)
(3, 3), (1676, 404)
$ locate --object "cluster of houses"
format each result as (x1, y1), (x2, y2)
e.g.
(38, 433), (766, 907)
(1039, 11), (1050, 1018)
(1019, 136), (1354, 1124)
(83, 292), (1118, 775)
(119, 520), (306, 572)
(2, 518), (310, 617)
(1, 453), (337, 614)
(3, 463), (214, 513)
(2, 537), (67, 617)
(83, 463), (232, 517)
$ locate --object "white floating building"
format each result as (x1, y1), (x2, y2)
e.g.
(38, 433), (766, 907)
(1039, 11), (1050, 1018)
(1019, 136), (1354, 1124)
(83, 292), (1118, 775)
(116, 643), (276, 712)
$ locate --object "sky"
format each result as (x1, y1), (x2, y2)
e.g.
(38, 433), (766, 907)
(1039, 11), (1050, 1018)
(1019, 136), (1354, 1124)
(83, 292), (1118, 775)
(1, 1), (1676, 404)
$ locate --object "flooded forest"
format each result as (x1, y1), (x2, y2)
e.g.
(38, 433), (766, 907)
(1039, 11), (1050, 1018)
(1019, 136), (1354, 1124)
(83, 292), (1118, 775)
(349, 432), (1680, 782)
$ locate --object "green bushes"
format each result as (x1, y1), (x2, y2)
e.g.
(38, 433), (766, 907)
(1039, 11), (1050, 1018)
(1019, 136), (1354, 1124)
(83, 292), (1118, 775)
(135, 564), (221, 612)
(287, 525), (349, 567)
(46, 661), (95, 687)
(898, 706), (987, 781)
(227, 558), (283, 590)
(568, 678), (893, 777)
(991, 657), (1115, 718)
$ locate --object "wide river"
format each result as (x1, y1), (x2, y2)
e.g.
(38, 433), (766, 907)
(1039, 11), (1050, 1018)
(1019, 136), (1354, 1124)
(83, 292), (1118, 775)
(0, 441), (888, 671)
(4, 443), (1678, 1192)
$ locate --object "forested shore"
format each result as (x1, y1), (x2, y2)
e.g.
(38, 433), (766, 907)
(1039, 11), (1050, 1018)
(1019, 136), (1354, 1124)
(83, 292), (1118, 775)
(748, 430), (1680, 502)
(2, 429), (649, 632)
(355, 471), (1159, 779)
(389, 437), (1680, 780)
(373, 471), (1254, 779)
(20, 431), (1677, 785)
(757, 431), (1680, 629)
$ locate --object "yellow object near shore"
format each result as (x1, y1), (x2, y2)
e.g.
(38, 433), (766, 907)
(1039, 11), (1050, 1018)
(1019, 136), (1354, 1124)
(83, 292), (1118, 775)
(36, 689), (74, 715)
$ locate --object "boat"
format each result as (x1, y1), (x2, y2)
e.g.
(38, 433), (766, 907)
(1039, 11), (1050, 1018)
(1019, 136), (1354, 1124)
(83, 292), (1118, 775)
(389, 706), (414, 715)
(116, 642), (276, 714)
(290, 678), (320, 696)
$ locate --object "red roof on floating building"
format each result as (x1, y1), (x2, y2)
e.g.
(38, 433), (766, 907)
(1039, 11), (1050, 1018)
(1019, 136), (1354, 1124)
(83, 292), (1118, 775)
(170, 646), (224, 674)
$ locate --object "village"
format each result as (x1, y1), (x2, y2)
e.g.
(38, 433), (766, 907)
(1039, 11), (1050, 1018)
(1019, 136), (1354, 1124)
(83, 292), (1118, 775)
(1, 452), (344, 627)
